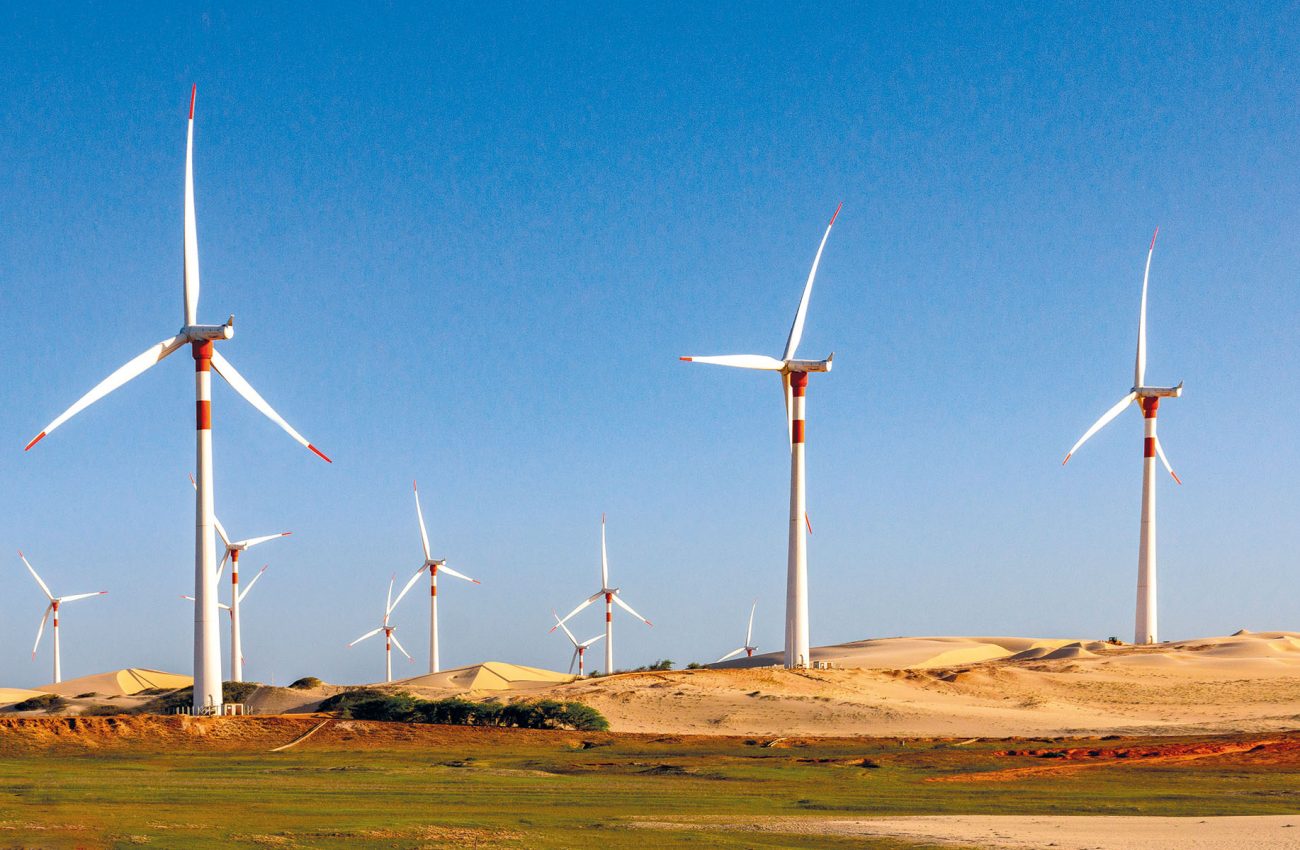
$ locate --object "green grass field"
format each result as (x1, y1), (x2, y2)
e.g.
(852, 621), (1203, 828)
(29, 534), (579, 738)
(1, 728), (1297, 849)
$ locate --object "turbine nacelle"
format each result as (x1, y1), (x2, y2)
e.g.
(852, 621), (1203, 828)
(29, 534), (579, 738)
(1134, 382), (1183, 399)
(785, 356), (833, 374)
(182, 317), (235, 342)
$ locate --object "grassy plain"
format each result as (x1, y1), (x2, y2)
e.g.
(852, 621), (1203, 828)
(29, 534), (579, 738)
(0, 719), (1296, 849)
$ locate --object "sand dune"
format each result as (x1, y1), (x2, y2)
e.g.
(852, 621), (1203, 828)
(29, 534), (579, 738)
(0, 687), (50, 706)
(38, 668), (192, 698)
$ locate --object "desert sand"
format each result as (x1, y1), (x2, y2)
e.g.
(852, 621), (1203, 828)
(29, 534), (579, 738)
(635, 815), (1300, 849)
(6, 631), (1298, 737)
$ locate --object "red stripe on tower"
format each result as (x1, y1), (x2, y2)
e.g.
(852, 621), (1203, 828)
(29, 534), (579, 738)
(792, 420), (805, 443)
(196, 401), (211, 430)
(791, 372), (808, 396)
(1144, 437), (1156, 458)
(1141, 397), (1160, 418)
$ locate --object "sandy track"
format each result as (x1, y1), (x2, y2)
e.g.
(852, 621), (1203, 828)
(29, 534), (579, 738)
(631, 815), (1300, 849)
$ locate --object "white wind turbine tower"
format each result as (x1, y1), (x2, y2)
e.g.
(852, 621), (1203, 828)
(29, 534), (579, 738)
(715, 600), (759, 663)
(191, 474), (290, 682)
(553, 514), (652, 675)
(551, 611), (605, 676)
(405, 481), (480, 674)
(681, 204), (841, 668)
(348, 574), (417, 683)
(23, 87), (330, 713)
(1063, 228), (1183, 645)
(18, 552), (107, 684)
(183, 564), (268, 679)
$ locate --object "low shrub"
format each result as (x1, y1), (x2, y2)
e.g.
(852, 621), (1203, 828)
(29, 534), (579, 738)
(324, 692), (609, 731)
(222, 682), (261, 703)
(288, 676), (323, 690)
(75, 692), (97, 699)
(79, 704), (125, 717)
(12, 694), (66, 713)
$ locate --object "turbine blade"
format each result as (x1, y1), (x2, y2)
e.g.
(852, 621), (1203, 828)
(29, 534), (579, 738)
(191, 474), (234, 547)
(218, 601), (231, 611)
(238, 532), (291, 550)
(678, 354), (785, 371)
(238, 565), (268, 602)
(782, 202), (842, 361)
(32, 605), (52, 657)
(600, 514), (609, 589)
(209, 350), (331, 462)
(386, 574), (394, 615)
(439, 564), (479, 584)
(389, 567), (424, 615)
(552, 596), (598, 630)
(181, 595), (196, 602)
(413, 481), (432, 561)
(57, 591), (107, 604)
(184, 84), (200, 327)
(552, 611), (579, 645)
(1062, 392), (1137, 464)
(216, 549), (229, 583)
(612, 593), (652, 626)
(348, 627), (383, 647)
(582, 633), (605, 647)
(745, 600), (756, 647)
(18, 552), (54, 600)
(568, 648), (578, 674)
(1154, 435), (1182, 484)
(389, 630), (412, 660)
(1136, 227), (1158, 389)
(716, 647), (745, 663)
(25, 335), (187, 451)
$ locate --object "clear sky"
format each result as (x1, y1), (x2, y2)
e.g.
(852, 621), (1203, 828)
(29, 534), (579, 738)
(0, 3), (1296, 688)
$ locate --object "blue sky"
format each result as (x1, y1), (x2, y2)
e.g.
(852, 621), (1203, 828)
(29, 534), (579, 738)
(0, 3), (1297, 687)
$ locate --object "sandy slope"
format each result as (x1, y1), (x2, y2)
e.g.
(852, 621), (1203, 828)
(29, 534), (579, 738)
(526, 630), (1300, 736)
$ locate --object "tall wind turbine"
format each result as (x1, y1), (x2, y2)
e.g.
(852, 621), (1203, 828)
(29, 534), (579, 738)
(715, 600), (759, 663)
(191, 474), (290, 682)
(404, 481), (480, 674)
(681, 204), (841, 668)
(348, 574), (417, 683)
(551, 611), (605, 676)
(183, 564), (268, 680)
(23, 87), (330, 713)
(1063, 228), (1182, 645)
(553, 515), (652, 675)
(18, 552), (107, 684)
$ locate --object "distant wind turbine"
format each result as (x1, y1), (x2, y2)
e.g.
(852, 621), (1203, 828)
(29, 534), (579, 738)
(23, 87), (330, 713)
(349, 574), (417, 683)
(399, 481), (480, 674)
(551, 611), (605, 676)
(715, 600), (759, 663)
(681, 204), (841, 668)
(18, 551), (107, 683)
(183, 564), (268, 680)
(1062, 228), (1183, 645)
(191, 474), (289, 682)
(552, 515), (652, 675)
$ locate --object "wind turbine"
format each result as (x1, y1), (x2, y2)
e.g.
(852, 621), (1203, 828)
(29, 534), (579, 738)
(23, 87), (330, 713)
(190, 474), (289, 682)
(402, 481), (479, 674)
(715, 600), (759, 663)
(680, 204), (841, 668)
(1062, 228), (1182, 645)
(551, 611), (605, 676)
(18, 552), (107, 684)
(182, 564), (268, 680)
(348, 574), (417, 683)
(553, 514), (652, 675)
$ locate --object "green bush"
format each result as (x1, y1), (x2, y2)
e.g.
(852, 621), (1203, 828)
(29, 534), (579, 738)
(321, 692), (608, 731)
(11, 694), (65, 713)
(79, 704), (125, 717)
(288, 676), (323, 690)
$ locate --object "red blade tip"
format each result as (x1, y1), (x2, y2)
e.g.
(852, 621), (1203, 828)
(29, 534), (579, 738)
(24, 432), (47, 451)
(1150, 227), (1159, 251)
(1061, 453), (1072, 466)
(679, 356), (692, 361)
(1171, 471), (1183, 485)
(829, 202), (843, 226)
(308, 444), (332, 463)
(189, 85), (196, 119)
